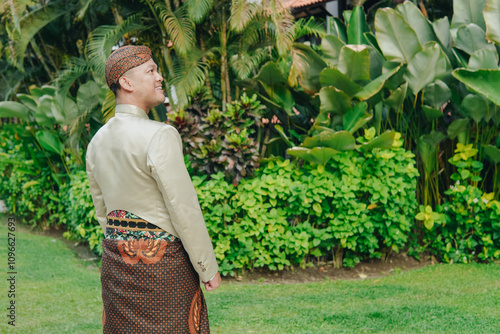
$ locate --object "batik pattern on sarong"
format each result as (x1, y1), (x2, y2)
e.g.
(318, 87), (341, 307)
(101, 212), (209, 333)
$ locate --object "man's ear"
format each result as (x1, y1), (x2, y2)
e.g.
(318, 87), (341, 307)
(118, 76), (134, 92)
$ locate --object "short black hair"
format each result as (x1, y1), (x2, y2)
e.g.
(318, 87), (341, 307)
(110, 81), (122, 96)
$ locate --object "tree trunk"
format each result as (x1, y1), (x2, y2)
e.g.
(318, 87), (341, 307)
(29, 39), (53, 81)
(332, 245), (344, 269)
(221, 9), (228, 111)
(111, 3), (131, 44)
(200, 38), (213, 96)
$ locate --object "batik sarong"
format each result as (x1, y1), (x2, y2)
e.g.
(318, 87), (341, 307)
(101, 212), (210, 333)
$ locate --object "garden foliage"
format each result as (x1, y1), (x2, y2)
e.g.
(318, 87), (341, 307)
(1, 128), (420, 274)
(194, 130), (419, 274)
(418, 143), (500, 264)
(169, 93), (264, 185)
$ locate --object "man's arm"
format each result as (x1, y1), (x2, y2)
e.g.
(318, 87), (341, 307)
(86, 147), (108, 232)
(147, 125), (219, 285)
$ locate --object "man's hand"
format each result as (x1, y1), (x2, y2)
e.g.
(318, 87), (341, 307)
(204, 272), (221, 291)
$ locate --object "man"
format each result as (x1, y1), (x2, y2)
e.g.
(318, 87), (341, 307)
(86, 45), (221, 333)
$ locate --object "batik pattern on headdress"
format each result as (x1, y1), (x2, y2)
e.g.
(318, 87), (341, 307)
(105, 45), (153, 87)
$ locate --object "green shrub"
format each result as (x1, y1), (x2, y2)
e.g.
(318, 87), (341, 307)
(169, 93), (263, 184)
(61, 169), (104, 255)
(1, 128), (420, 275)
(0, 132), (67, 228)
(195, 134), (419, 276)
(420, 143), (500, 263)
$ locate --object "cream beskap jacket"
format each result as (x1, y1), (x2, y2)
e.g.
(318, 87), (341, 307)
(86, 104), (218, 282)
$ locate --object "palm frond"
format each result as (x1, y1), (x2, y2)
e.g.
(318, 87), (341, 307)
(230, 48), (269, 80)
(262, 0), (295, 56)
(67, 103), (100, 157)
(55, 57), (91, 99)
(288, 46), (309, 88)
(3, 0), (31, 31)
(158, 6), (195, 56)
(0, 62), (24, 100)
(101, 89), (117, 123)
(293, 17), (327, 40)
(9, 2), (75, 70)
(237, 23), (277, 51)
(230, 0), (259, 33)
(75, 0), (98, 22)
(170, 48), (210, 108)
(184, 0), (213, 23)
(85, 14), (144, 80)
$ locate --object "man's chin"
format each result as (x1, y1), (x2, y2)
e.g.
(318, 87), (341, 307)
(153, 94), (166, 107)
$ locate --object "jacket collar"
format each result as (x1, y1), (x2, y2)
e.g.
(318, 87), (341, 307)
(115, 104), (149, 119)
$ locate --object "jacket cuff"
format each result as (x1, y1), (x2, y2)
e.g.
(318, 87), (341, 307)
(199, 265), (219, 283)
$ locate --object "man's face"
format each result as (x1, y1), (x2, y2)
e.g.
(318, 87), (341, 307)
(122, 59), (164, 110)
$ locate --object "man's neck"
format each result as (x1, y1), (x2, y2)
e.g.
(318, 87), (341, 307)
(115, 96), (150, 114)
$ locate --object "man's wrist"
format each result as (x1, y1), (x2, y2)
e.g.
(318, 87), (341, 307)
(203, 273), (217, 284)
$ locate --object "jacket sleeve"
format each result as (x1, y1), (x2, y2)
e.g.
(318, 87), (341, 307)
(146, 125), (219, 282)
(86, 145), (108, 233)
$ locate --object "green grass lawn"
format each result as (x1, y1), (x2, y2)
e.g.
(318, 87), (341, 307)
(0, 215), (499, 334)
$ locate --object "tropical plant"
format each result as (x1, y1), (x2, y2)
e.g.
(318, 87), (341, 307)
(0, 82), (107, 167)
(420, 143), (500, 264)
(168, 93), (264, 184)
(0, 0), (118, 101)
(294, 0), (500, 207)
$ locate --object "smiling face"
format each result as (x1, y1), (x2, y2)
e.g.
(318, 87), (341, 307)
(118, 59), (164, 112)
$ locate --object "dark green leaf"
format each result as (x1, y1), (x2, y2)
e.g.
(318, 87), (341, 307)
(396, 1), (436, 45)
(364, 32), (383, 54)
(343, 102), (368, 132)
(422, 105), (444, 122)
(303, 130), (356, 151)
(433, 17), (452, 49)
(451, 0), (487, 32)
(385, 82), (408, 113)
(273, 125), (294, 148)
(321, 35), (345, 67)
(329, 17), (347, 42)
(468, 49), (499, 70)
(287, 147), (339, 165)
(483, 145), (500, 164)
(338, 45), (370, 82)
(293, 43), (327, 94)
(347, 6), (369, 45)
(447, 118), (470, 139)
(256, 62), (287, 86)
(374, 8), (422, 63)
(77, 80), (101, 112)
(359, 131), (396, 151)
(35, 130), (64, 155)
(319, 86), (351, 116)
(423, 80), (451, 109)
(417, 137), (437, 176)
(421, 130), (447, 147)
(484, 0), (500, 45)
(319, 68), (362, 97)
(0, 101), (30, 120)
(452, 69), (500, 105)
(355, 64), (402, 101)
(461, 94), (488, 123)
(404, 42), (452, 95)
(455, 23), (496, 55)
